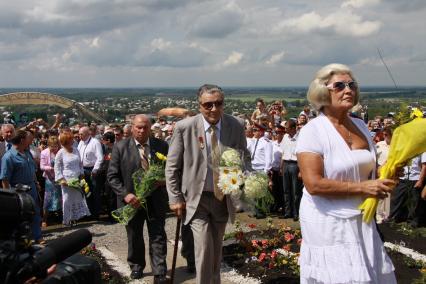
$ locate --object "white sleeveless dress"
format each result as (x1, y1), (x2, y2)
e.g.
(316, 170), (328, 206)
(296, 114), (396, 284)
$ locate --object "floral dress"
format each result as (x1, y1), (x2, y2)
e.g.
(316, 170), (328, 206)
(54, 148), (90, 225)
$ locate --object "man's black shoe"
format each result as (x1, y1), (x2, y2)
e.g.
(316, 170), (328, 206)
(293, 216), (299, 222)
(153, 275), (168, 284)
(130, 270), (143, 279)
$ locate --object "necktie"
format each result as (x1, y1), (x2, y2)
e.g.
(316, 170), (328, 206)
(251, 139), (259, 160)
(210, 126), (224, 201)
(6, 142), (11, 151)
(139, 144), (149, 171)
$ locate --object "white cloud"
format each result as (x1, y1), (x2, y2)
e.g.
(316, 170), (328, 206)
(342, 0), (381, 9)
(189, 1), (245, 38)
(150, 38), (172, 51)
(274, 10), (381, 37)
(266, 51), (285, 65)
(90, 37), (100, 48)
(222, 51), (243, 67)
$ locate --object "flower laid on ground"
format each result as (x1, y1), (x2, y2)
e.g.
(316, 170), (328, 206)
(112, 152), (166, 225)
(67, 178), (91, 197)
(218, 148), (244, 197)
(228, 222), (302, 279)
(247, 223), (256, 229)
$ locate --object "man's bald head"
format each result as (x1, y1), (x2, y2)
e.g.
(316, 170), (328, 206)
(79, 126), (90, 141)
(132, 114), (151, 144)
(132, 114), (150, 125)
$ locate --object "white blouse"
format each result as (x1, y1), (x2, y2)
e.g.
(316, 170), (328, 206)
(295, 113), (377, 219)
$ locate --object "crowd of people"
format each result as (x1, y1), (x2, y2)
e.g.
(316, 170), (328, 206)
(0, 63), (425, 283)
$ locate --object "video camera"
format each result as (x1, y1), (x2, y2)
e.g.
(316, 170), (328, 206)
(0, 186), (102, 284)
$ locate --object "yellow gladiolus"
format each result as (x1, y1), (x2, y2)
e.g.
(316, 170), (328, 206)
(155, 152), (167, 161)
(359, 117), (426, 223)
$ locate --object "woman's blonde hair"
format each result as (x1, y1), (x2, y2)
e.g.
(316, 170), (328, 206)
(307, 63), (360, 111)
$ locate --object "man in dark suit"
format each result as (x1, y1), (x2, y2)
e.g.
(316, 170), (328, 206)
(107, 114), (169, 283)
(166, 84), (251, 284)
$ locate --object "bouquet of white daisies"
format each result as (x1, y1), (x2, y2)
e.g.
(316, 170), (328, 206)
(217, 148), (245, 197)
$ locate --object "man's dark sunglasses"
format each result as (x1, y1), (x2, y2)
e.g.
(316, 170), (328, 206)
(326, 81), (357, 92)
(200, 100), (224, 110)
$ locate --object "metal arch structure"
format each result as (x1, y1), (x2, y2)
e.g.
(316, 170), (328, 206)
(0, 92), (107, 123)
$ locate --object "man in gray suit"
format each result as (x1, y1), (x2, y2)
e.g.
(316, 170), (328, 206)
(107, 114), (169, 283)
(166, 84), (250, 284)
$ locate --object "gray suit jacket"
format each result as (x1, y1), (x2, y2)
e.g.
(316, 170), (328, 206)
(165, 113), (251, 225)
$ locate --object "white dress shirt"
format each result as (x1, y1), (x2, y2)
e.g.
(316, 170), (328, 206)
(77, 137), (104, 171)
(134, 138), (151, 160)
(281, 132), (299, 162)
(271, 140), (283, 170)
(202, 116), (221, 192)
(248, 136), (273, 173)
(402, 152), (426, 181)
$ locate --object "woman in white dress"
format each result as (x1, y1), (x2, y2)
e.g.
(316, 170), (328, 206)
(296, 63), (397, 283)
(54, 131), (90, 226)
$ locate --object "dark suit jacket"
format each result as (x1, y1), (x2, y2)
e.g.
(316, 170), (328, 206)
(107, 136), (169, 214)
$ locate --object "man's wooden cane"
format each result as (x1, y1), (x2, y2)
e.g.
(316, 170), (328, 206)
(170, 216), (181, 284)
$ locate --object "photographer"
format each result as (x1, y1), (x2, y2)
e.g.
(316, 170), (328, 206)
(0, 130), (42, 243)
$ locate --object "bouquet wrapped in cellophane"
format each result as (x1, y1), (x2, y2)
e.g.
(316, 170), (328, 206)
(67, 178), (90, 198)
(359, 108), (426, 223)
(243, 171), (274, 213)
(217, 147), (273, 213)
(112, 152), (167, 225)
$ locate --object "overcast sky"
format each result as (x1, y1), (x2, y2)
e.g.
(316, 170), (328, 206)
(0, 0), (425, 88)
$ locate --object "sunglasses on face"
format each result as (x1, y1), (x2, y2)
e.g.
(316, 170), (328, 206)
(326, 81), (358, 92)
(200, 100), (224, 110)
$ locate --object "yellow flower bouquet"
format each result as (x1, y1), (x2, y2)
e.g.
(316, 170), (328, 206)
(359, 109), (426, 223)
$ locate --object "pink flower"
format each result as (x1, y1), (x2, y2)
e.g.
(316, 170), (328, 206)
(282, 244), (291, 251)
(297, 238), (303, 245)
(258, 252), (266, 262)
(284, 232), (295, 242)
(252, 240), (259, 247)
(261, 239), (268, 247)
(270, 250), (277, 259)
(268, 262), (275, 269)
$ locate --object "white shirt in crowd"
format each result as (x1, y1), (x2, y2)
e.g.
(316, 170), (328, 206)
(376, 140), (390, 167)
(299, 110), (315, 120)
(281, 132), (299, 162)
(271, 140), (283, 170)
(401, 152), (426, 181)
(77, 137), (104, 172)
(247, 136), (273, 173)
